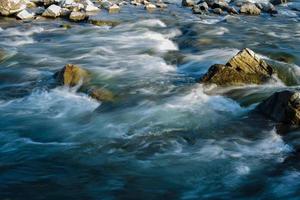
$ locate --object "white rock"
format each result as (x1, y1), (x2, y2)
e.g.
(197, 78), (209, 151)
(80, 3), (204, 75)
(145, 3), (156, 11)
(108, 4), (120, 13)
(42, 4), (61, 17)
(16, 9), (34, 19)
(85, 4), (99, 12)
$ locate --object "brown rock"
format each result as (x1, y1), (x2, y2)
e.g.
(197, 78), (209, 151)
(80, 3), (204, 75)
(69, 11), (87, 21)
(0, 0), (26, 16)
(256, 90), (300, 125)
(54, 64), (90, 87)
(89, 88), (115, 102)
(200, 48), (275, 86)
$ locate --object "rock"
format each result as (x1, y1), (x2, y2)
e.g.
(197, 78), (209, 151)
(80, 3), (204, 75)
(192, 5), (206, 14)
(131, 1), (142, 6)
(226, 6), (238, 14)
(60, 7), (71, 17)
(182, 0), (195, 7)
(108, 4), (120, 13)
(89, 88), (115, 102)
(69, 11), (87, 21)
(197, 2), (209, 11)
(145, 3), (156, 11)
(156, 2), (167, 8)
(260, 2), (277, 14)
(24, 0), (36, 8)
(54, 64), (90, 87)
(270, 0), (288, 6)
(85, 4), (99, 12)
(89, 19), (119, 26)
(213, 7), (223, 14)
(200, 48), (275, 86)
(59, 23), (72, 29)
(256, 90), (300, 125)
(16, 9), (35, 19)
(34, 6), (45, 15)
(42, 4), (61, 18)
(0, 0), (26, 16)
(240, 3), (261, 15)
(211, 0), (228, 10)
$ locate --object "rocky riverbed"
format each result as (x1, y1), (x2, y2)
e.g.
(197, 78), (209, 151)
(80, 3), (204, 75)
(0, 0), (300, 199)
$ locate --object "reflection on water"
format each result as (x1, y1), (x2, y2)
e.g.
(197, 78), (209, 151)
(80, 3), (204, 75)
(0, 1), (300, 199)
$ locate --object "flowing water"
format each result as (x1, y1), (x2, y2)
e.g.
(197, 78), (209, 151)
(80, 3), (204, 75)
(1, 1), (300, 199)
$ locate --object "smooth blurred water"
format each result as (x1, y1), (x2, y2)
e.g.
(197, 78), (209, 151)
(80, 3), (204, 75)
(0, 1), (300, 199)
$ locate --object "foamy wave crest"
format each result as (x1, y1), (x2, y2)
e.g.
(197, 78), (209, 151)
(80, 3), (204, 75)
(0, 88), (99, 118)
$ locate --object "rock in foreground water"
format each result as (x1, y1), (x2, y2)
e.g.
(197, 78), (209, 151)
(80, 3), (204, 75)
(0, 0), (26, 16)
(201, 48), (275, 86)
(256, 90), (300, 125)
(54, 64), (90, 87)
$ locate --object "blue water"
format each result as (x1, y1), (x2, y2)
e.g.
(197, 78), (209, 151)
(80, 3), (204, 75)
(1, 1), (300, 199)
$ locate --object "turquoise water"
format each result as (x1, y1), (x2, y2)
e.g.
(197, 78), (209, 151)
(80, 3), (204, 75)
(1, 1), (300, 199)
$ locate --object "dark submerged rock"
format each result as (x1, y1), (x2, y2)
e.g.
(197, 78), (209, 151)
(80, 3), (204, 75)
(256, 90), (300, 125)
(200, 48), (275, 86)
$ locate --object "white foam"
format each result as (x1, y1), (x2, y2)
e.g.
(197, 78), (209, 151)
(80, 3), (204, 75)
(0, 88), (99, 118)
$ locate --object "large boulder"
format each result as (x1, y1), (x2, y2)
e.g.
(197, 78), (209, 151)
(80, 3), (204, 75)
(256, 90), (300, 125)
(54, 64), (90, 87)
(0, 0), (26, 16)
(240, 3), (261, 15)
(200, 48), (275, 86)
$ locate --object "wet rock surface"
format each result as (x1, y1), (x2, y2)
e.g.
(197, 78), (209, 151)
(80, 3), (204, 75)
(257, 90), (300, 125)
(201, 48), (275, 86)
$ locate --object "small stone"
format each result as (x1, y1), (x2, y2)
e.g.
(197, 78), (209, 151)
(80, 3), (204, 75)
(85, 4), (100, 12)
(226, 6), (238, 14)
(89, 88), (115, 102)
(182, 0), (195, 7)
(156, 2), (167, 8)
(42, 4), (61, 18)
(240, 3), (261, 15)
(59, 23), (72, 29)
(108, 4), (120, 13)
(34, 6), (45, 15)
(198, 2), (208, 11)
(89, 19), (120, 27)
(69, 11), (87, 21)
(270, 0), (288, 6)
(145, 3), (156, 11)
(16, 9), (34, 20)
(213, 7), (223, 14)
(60, 8), (71, 17)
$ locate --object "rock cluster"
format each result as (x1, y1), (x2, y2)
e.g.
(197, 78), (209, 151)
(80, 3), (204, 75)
(183, 0), (286, 16)
(54, 64), (115, 102)
(200, 48), (275, 86)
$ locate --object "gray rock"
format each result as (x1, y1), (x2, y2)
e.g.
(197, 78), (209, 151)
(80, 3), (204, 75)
(270, 0), (288, 6)
(34, 6), (45, 15)
(69, 11), (87, 21)
(256, 90), (300, 125)
(16, 9), (35, 19)
(260, 2), (277, 14)
(213, 7), (223, 14)
(197, 2), (209, 11)
(42, 4), (61, 17)
(0, 0), (26, 16)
